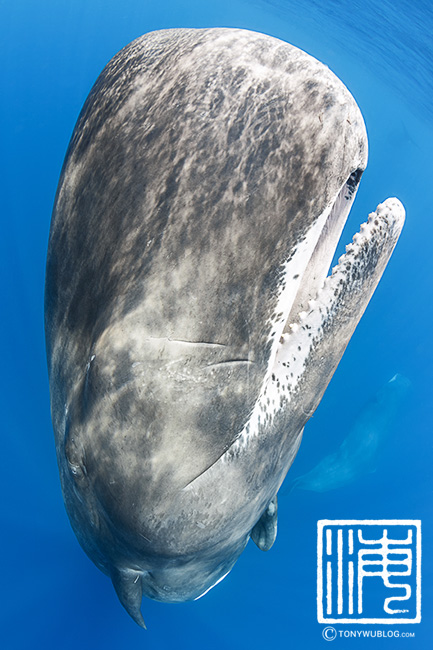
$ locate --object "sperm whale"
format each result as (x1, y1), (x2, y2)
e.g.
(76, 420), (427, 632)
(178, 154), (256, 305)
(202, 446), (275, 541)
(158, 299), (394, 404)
(45, 28), (405, 626)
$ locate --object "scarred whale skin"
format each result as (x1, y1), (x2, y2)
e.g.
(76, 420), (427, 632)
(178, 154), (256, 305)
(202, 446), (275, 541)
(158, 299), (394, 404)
(45, 28), (405, 627)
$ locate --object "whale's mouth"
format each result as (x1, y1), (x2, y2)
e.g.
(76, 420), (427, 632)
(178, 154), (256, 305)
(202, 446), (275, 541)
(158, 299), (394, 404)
(284, 168), (364, 331)
(273, 187), (406, 399)
(230, 168), (406, 452)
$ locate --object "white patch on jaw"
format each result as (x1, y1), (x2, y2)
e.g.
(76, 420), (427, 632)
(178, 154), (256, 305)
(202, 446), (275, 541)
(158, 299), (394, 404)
(222, 181), (348, 458)
(261, 180), (349, 386)
(274, 199), (405, 389)
(273, 210), (378, 389)
(224, 198), (404, 459)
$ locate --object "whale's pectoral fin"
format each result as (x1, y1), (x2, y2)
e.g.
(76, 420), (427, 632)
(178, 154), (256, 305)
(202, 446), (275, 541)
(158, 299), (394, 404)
(110, 567), (146, 629)
(250, 496), (278, 551)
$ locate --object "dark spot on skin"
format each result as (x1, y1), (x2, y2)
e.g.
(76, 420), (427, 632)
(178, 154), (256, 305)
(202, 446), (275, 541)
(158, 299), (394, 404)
(321, 91), (335, 110)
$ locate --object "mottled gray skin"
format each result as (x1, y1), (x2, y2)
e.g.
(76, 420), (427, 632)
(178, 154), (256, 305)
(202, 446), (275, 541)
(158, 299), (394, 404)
(45, 28), (404, 627)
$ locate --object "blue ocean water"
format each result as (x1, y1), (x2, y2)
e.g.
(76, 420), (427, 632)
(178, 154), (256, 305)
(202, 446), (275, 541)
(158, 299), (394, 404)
(1, 1), (432, 648)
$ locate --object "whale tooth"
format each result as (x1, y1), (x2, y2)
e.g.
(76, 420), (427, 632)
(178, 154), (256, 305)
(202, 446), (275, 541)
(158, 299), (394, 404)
(289, 323), (299, 333)
(111, 567), (147, 629)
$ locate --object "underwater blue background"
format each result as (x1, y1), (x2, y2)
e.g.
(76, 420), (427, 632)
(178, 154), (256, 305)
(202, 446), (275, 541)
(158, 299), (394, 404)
(1, 0), (432, 648)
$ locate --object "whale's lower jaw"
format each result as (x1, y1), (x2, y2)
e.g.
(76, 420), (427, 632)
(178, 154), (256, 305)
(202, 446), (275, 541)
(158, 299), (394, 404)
(276, 197), (405, 408)
(219, 196), (405, 463)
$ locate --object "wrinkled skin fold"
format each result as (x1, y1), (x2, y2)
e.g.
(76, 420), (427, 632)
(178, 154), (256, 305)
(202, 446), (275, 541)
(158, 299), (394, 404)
(45, 28), (405, 628)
